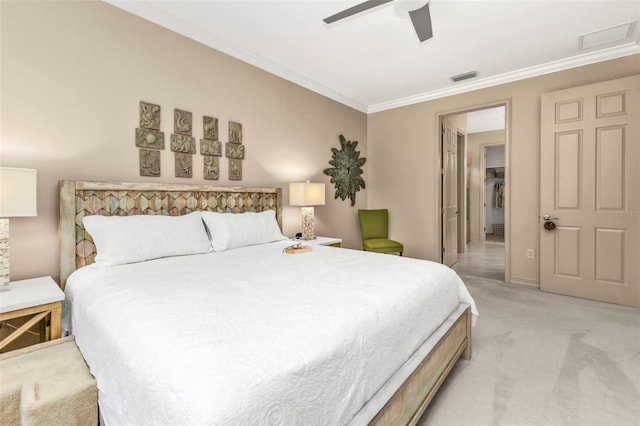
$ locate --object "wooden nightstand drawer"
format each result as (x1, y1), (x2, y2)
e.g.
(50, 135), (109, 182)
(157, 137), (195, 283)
(0, 277), (64, 352)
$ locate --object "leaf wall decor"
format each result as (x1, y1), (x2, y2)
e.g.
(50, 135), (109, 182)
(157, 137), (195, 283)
(323, 134), (366, 206)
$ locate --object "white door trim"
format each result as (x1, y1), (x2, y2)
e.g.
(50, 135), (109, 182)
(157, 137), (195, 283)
(435, 99), (512, 283)
(457, 130), (467, 253)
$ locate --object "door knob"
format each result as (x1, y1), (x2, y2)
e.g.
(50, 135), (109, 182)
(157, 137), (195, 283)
(542, 214), (558, 231)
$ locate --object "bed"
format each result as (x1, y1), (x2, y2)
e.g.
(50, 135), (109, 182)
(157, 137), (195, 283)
(59, 180), (477, 425)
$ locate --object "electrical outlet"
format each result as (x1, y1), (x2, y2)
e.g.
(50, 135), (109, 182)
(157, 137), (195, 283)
(527, 249), (535, 259)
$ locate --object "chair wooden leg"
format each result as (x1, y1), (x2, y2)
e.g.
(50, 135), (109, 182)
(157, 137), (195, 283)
(400, 252), (403, 256)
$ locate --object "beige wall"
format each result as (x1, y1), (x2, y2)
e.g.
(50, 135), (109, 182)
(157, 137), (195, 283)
(467, 130), (505, 243)
(2, 1), (639, 288)
(368, 54), (640, 285)
(0, 1), (367, 282)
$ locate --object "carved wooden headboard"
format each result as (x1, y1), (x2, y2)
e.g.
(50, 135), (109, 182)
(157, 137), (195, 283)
(58, 180), (283, 288)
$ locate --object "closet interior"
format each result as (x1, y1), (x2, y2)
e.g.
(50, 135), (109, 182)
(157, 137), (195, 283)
(484, 145), (504, 243)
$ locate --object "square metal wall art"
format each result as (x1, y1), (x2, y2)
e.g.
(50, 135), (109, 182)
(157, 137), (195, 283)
(175, 153), (193, 178)
(139, 101), (161, 130)
(139, 149), (161, 177)
(229, 121), (242, 144)
(203, 156), (220, 180)
(225, 142), (245, 160)
(201, 140), (222, 156)
(171, 134), (196, 154)
(135, 128), (165, 149)
(229, 158), (242, 181)
(174, 109), (193, 135)
(203, 116), (218, 141)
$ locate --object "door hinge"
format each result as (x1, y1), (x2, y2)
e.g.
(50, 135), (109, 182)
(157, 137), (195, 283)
(442, 247), (446, 254)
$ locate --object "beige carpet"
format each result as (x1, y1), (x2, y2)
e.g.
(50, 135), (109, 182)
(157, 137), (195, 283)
(418, 274), (640, 426)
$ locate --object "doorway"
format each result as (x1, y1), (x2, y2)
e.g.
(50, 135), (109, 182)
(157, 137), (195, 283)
(438, 103), (509, 282)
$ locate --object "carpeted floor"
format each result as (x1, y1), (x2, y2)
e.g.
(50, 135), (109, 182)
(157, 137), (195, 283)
(418, 251), (640, 426)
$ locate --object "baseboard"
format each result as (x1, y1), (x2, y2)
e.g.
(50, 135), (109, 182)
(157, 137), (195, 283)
(509, 277), (540, 287)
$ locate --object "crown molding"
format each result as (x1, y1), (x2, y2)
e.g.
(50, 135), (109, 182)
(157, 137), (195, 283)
(106, 1), (638, 115)
(367, 42), (640, 113)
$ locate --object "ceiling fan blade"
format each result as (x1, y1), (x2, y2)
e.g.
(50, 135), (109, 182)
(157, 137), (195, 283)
(408, 1), (433, 42)
(323, 0), (393, 24)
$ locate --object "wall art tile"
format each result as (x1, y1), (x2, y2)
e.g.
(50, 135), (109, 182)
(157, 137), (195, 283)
(203, 156), (220, 180)
(175, 153), (193, 178)
(139, 149), (161, 177)
(174, 108), (193, 135)
(135, 128), (165, 149)
(139, 101), (161, 130)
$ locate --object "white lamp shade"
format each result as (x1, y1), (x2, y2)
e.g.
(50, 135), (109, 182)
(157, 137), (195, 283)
(289, 182), (325, 206)
(0, 167), (37, 217)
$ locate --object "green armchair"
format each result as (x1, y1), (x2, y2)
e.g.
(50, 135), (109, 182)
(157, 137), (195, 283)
(357, 209), (403, 256)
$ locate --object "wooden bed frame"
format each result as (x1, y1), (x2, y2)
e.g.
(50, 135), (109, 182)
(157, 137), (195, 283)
(58, 180), (471, 425)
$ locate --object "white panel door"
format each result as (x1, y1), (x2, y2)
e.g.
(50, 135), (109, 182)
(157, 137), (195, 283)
(442, 118), (458, 266)
(540, 76), (639, 307)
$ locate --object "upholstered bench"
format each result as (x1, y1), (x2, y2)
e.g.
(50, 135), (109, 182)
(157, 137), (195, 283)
(0, 336), (97, 426)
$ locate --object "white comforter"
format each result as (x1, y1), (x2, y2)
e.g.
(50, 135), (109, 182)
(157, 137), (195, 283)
(63, 241), (477, 425)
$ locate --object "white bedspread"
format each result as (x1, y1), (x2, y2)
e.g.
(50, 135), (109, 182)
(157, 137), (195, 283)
(63, 241), (477, 425)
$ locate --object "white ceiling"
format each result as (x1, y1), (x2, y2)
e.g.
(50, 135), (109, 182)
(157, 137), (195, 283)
(107, 0), (640, 113)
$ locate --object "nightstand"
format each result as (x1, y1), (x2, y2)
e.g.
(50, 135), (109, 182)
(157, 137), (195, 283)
(0, 276), (65, 351)
(303, 236), (342, 248)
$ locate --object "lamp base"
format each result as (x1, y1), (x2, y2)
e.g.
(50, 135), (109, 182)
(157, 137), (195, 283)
(300, 206), (316, 240)
(0, 218), (9, 286)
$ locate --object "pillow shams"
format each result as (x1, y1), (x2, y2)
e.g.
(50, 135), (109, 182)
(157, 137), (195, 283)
(83, 212), (211, 267)
(201, 210), (284, 252)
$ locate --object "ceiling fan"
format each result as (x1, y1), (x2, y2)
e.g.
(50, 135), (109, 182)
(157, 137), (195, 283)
(323, 0), (433, 42)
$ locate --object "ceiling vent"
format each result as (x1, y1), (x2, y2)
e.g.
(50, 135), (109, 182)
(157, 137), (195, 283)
(579, 21), (636, 50)
(450, 70), (478, 83)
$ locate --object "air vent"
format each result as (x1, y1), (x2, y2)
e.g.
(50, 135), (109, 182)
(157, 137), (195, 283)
(579, 21), (636, 50)
(450, 70), (478, 83)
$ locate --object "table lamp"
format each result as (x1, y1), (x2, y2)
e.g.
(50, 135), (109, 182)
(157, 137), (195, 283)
(289, 181), (325, 240)
(0, 167), (37, 286)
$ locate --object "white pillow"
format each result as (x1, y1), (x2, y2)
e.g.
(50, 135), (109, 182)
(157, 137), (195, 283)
(83, 212), (211, 267)
(201, 210), (285, 252)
